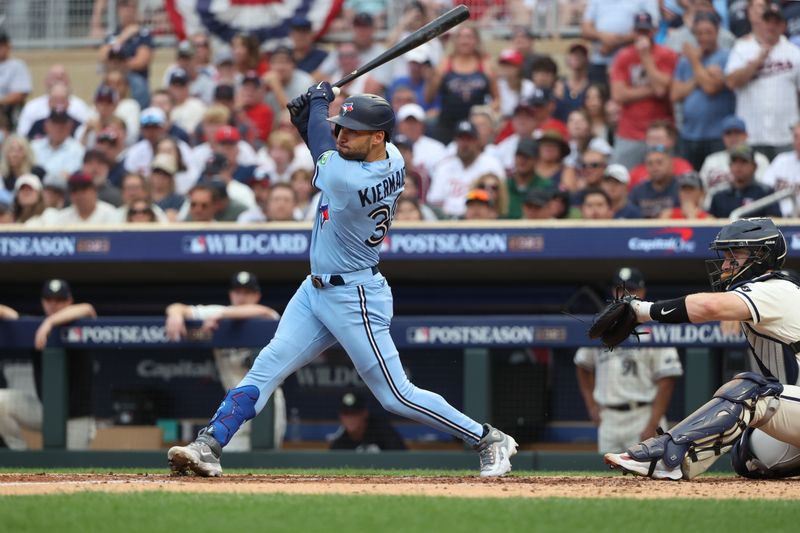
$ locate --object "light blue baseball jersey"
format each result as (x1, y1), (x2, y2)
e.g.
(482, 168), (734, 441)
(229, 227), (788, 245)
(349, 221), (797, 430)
(310, 142), (405, 274)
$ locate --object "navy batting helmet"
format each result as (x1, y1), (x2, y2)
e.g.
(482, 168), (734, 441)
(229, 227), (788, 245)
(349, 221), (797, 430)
(327, 94), (395, 141)
(706, 218), (787, 291)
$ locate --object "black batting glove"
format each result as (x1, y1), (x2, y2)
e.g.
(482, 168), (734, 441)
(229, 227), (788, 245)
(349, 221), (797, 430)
(287, 92), (310, 131)
(307, 81), (335, 103)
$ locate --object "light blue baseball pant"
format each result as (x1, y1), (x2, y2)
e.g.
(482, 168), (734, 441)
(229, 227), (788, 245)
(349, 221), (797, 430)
(210, 273), (484, 447)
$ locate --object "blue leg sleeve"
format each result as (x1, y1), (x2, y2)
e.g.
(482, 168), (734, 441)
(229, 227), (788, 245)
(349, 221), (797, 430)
(206, 385), (260, 447)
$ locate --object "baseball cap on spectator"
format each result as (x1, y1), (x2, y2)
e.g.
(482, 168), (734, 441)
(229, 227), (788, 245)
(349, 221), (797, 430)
(169, 68), (190, 86)
(528, 87), (554, 106)
(453, 120), (479, 138)
(587, 137), (613, 156)
(633, 11), (655, 30)
(68, 171), (95, 190)
(602, 164), (630, 184)
(397, 103), (426, 122)
(48, 105), (70, 122)
(271, 45), (294, 61)
(214, 84), (235, 102)
(230, 271), (260, 292)
(339, 391), (367, 413)
(242, 70), (261, 86)
(177, 40), (195, 58)
(214, 48), (234, 66)
(677, 171), (703, 189)
(516, 137), (539, 158)
(612, 267), (645, 289)
(392, 133), (414, 150)
(538, 129), (570, 159)
(151, 154), (177, 176)
(140, 107), (167, 127)
(215, 125), (241, 143)
(693, 11), (720, 26)
(289, 15), (313, 30)
(498, 48), (524, 66)
(43, 173), (67, 193)
(353, 12), (374, 26)
(94, 84), (119, 103)
(729, 144), (756, 162)
(97, 127), (120, 144)
(41, 279), (72, 300)
(249, 168), (271, 188)
(523, 188), (554, 207)
(405, 44), (430, 64)
(568, 42), (589, 55)
(465, 188), (494, 207)
(763, 3), (786, 21)
(14, 174), (43, 193)
(721, 115), (747, 133)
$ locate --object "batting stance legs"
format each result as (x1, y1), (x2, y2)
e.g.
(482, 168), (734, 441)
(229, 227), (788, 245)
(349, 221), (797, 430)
(169, 274), (513, 476)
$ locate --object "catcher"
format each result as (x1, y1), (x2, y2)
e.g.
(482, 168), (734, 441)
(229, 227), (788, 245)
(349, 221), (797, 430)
(591, 218), (800, 480)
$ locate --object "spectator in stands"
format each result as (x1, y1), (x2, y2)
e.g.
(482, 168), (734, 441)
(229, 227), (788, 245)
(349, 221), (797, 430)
(628, 120), (693, 188)
(165, 271), (283, 450)
(29, 171), (117, 226)
(530, 56), (560, 94)
(583, 83), (615, 145)
(30, 107), (85, 181)
(660, 170), (711, 219)
(427, 120), (506, 219)
(82, 149), (121, 207)
(506, 137), (548, 219)
(565, 109), (613, 169)
(468, 106), (500, 152)
(493, 97), (540, 172)
(288, 16), (328, 74)
(728, 0), (765, 37)
(330, 391), (406, 452)
(610, 11), (678, 170)
(155, 136), (197, 197)
(124, 107), (193, 179)
(150, 89), (191, 146)
(0, 135), (44, 191)
(289, 169), (316, 221)
(708, 144), (781, 218)
(41, 174), (67, 211)
(671, 11), (736, 171)
(582, 0), (660, 85)
(761, 123), (800, 217)
(77, 85), (122, 149)
(98, 0), (153, 84)
(496, 48), (535, 119)
(0, 31), (32, 131)
(575, 268), (682, 454)
(398, 166), (438, 222)
(238, 71), (273, 147)
(700, 115), (770, 195)
(384, 1), (443, 79)
(521, 188), (556, 220)
(232, 32), (267, 79)
(95, 123), (128, 188)
(725, 4), (800, 160)
(25, 83), (82, 141)
(262, 46), (313, 125)
(394, 197), (425, 222)
(472, 173), (508, 218)
(0, 279), (98, 450)
(629, 145), (681, 218)
(16, 65), (90, 139)
(322, 42), (372, 96)
(238, 182), (298, 223)
(535, 130), (576, 191)
(425, 23), (499, 143)
(116, 172), (164, 223)
(167, 68), (206, 135)
(125, 199), (158, 223)
(385, 45), (438, 113)
(163, 40), (216, 106)
(665, 0), (736, 51)
(11, 174), (45, 224)
(395, 103), (447, 179)
(509, 26), (542, 80)
(463, 188), (499, 220)
(214, 50), (237, 86)
(600, 163), (642, 218)
(148, 154), (184, 222)
(580, 187), (615, 220)
(200, 148), (256, 213)
(185, 182), (220, 223)
(554, 43), (591, 122)
(104, 45), (149, 109)
(103, 69), (142, 145)
(192, 105), (257, 172)
(571, 147), (610, 203)
(258, 131), (308, 184)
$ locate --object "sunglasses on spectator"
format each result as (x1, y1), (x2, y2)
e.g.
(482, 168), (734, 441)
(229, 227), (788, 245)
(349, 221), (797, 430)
(129, 207), (153, 215)
(646, 144), (670, 154)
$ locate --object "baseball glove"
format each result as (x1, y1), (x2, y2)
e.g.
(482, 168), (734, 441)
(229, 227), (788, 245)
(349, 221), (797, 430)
(588, 292), (641, 349)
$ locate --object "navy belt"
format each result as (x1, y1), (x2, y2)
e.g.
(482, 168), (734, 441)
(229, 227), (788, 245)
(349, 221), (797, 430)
(312, 266), (379, 288)
(603, 401), (651, 412)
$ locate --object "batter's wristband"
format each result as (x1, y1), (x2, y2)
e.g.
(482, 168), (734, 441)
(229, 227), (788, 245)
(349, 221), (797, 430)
(650, 297), (690, 324)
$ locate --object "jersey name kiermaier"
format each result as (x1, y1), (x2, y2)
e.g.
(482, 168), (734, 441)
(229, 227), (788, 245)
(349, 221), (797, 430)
(574, 347), (683, 406)
(310, 142), (405, 274)
(725, 35), (800, 146)
(732, 276), (800, 385)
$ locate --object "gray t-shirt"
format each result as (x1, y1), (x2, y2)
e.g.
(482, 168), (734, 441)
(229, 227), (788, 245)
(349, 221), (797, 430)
(0, 58), (32, 98)
(583, 0), (660, 66)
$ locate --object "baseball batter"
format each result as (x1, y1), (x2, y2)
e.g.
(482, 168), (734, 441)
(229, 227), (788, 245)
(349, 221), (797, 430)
(575, 268), (683, 454)
(168, 82), (518, 477)
(602, 218), (800, 480)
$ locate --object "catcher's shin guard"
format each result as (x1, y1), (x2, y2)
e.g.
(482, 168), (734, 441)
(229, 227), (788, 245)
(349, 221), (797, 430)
(205, 385), (260, 448)
(626, 372), (782, 479)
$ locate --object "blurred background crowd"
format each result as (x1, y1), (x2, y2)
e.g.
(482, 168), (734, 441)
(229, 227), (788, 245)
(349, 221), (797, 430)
(1, 0), (800, 227)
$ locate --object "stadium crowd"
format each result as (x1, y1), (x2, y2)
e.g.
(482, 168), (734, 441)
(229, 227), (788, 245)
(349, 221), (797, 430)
(1, 0), (800, 225)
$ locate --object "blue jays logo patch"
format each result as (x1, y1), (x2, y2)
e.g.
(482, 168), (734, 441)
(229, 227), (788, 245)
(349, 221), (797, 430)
(319, 203), (330, 227)
(341, 102), (354, 114)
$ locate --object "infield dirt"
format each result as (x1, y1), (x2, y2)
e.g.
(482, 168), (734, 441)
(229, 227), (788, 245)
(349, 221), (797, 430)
(1, 473), (799, 499)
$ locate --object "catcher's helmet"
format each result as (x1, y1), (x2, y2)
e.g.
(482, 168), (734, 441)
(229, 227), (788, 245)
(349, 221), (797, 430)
(327, 94), (395, 141)
(706, 218), (787, 291)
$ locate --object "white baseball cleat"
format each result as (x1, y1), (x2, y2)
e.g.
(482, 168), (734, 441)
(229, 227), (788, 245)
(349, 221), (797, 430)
(476, 424), (518, 477)
(603, 452), (683, 481)
(168, 441), (223, 477)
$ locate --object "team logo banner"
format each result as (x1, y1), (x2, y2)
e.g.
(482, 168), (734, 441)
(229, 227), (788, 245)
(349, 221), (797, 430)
(166, 0), (343, 42)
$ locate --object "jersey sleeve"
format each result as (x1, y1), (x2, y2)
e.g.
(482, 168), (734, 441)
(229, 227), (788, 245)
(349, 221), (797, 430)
(650, 348), (683, 381)
(731, 279), (796, 326)
(724, 41), (748, 75)
(188, 305), (228, 320)
(313, 151), (351, 209)
(574, 347), (596, 370)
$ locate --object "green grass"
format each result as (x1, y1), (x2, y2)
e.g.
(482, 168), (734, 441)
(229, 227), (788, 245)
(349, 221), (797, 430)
(0, 492), (796, 533)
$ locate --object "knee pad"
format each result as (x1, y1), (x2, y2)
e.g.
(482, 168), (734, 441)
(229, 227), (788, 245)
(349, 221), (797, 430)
(732, 428), (800, 479)
(206, 385), (259, 448)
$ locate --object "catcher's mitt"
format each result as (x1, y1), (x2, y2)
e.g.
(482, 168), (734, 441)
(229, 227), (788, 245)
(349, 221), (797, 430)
(588, 293), (641, 349)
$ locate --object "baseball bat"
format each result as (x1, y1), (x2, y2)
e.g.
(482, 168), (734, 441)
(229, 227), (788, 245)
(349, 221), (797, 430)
(331, 5), (470, 95)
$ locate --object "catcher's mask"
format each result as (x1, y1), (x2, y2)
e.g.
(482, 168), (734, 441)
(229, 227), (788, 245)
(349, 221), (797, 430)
(706, 218), (787, 292)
